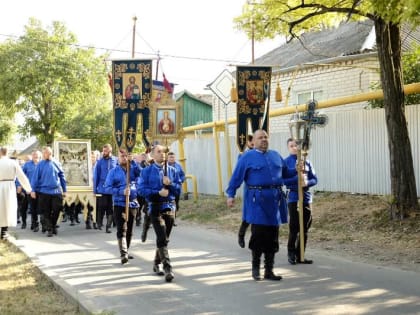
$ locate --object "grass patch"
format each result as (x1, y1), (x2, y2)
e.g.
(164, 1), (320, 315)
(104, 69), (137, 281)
(0, 241), (84, 315)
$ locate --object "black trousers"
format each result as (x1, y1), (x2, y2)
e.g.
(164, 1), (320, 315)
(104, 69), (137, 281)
(151, 209), (174, 248)
(96, 194), (113, 225)
(249, 224), (279, 253)
(175, 194), (180, 211)
(17, 191), (28, 223)
(29, 195), (39, 225)
(114, 205), (136, 247)
(287, 202), (312, 256)
(38, 193), (63, 232)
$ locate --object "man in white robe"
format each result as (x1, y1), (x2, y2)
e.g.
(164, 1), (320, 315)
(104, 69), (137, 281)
(0, 147), (32, 240)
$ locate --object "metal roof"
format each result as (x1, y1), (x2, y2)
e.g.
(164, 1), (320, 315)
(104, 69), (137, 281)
(255, 21), (375, 68)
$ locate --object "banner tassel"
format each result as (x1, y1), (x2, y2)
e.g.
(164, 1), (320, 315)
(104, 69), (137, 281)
(275, 81), (282, 102)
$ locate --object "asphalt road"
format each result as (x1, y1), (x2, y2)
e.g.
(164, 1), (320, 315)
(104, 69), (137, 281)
(9, 219), (420, 315)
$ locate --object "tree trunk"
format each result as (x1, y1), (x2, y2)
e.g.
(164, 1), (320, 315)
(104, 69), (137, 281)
(374, 18), (419, 218)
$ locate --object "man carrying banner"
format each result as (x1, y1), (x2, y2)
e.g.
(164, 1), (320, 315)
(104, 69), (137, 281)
(105, 149), (140, 264)
(138, 144), (180, 282)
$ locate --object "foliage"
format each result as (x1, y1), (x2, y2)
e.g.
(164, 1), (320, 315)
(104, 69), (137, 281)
(368, 44), (420, 108)
(0, 18), (110, 146)
(234, 0), (418, 40)
(0, 103), (15, 144)
(0, 118), (15, 145)
(60, 94), (113, 151)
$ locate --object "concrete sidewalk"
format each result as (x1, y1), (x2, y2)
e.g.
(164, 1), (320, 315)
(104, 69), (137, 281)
(9, 220), (420, 315)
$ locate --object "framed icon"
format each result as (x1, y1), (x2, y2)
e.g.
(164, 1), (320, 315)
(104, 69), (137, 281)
(150, 102), (180, 144)
(53, 139), (92, 189)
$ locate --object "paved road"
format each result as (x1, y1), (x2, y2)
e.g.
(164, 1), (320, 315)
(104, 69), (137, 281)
(9, 220), (420, 315)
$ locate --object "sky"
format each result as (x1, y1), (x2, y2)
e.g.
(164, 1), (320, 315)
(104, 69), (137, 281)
(0, 0), (284, 95)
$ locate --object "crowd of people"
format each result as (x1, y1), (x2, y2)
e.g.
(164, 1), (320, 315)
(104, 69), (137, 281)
(1, 129), (318, 283)
(0, 144), (186, 283)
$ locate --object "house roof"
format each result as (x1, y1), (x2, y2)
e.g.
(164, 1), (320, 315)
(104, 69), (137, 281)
(175, 90), (213, 107)
(255, 21), (420, 70)
(255, 20), (376, 69)
(17, 140), (41, 158)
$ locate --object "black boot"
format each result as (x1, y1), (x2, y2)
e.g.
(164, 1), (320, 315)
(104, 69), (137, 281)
(44, 217), (53, 237)
(238, 221), (249, 248)
(118, 238), (129, 264)
(141, 214), (151, 242)
(287, 251), (297, 265)
(75, 204), (81, 223)
(40, 215), (46, 233)
(0, 227), (9, 240)
(32, 219), (39, 232)
(153, 249), (164, 276)
(126, 235), (134, 259)
(158, 247), (174, 282)
(252, 250), (262, 281)
(85, 216), (92, 229)
(264, 252), (282, 281)
(96, 209), (103, 230)
(86, 206), (93, 229)
(31, 213), (39, 231)
(135, 209), (142, 227)
(106, 215), (113, 233)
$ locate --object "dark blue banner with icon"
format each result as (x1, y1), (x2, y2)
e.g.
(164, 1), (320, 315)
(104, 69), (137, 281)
(112, 59), (152, 151)
(235, 66), (271, 152)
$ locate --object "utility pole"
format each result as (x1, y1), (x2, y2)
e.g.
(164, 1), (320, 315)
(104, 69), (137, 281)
(131, 16), (137, 58)
(251, 19), (255, 64)
(155, 51), (160, 80)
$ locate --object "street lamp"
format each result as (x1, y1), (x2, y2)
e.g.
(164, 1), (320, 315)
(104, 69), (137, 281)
(288, 113), (306, 145)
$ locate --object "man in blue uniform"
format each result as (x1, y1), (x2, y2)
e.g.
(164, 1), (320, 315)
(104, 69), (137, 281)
(18, 150), (41, 232)
(30, 147), (67, 237)
(94, 144), (117, 233)
(23, 150), (42, 232)
(105, 149), (140, 264)
(226, 129), (288, 281)
(138, 145), (180, 282)
(284, 138), (318, 265)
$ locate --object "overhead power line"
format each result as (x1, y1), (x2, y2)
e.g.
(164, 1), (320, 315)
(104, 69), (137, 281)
(0, 33), (250, 65)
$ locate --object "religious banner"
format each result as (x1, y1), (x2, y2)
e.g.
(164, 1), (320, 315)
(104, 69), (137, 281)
(235, 65), (272, 152)
(112, 59), (152, 151)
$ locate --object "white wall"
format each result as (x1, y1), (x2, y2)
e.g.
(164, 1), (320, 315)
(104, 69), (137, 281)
(174, 104), (420, 197)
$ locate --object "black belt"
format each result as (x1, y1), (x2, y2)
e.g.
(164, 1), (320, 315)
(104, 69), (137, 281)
(150, 201), (175, 205)
(247, 185), (282, 190)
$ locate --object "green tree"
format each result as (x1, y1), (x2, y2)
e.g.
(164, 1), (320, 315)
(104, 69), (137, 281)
(369, 44), (420, 108)
(235, 0), (419, 217)
(60, 102), (113, 151)
(0, 103), (15, 144)
(0, 18), (111, 146)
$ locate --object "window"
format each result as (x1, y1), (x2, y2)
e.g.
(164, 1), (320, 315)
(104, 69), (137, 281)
(296, 90), (323, 105)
